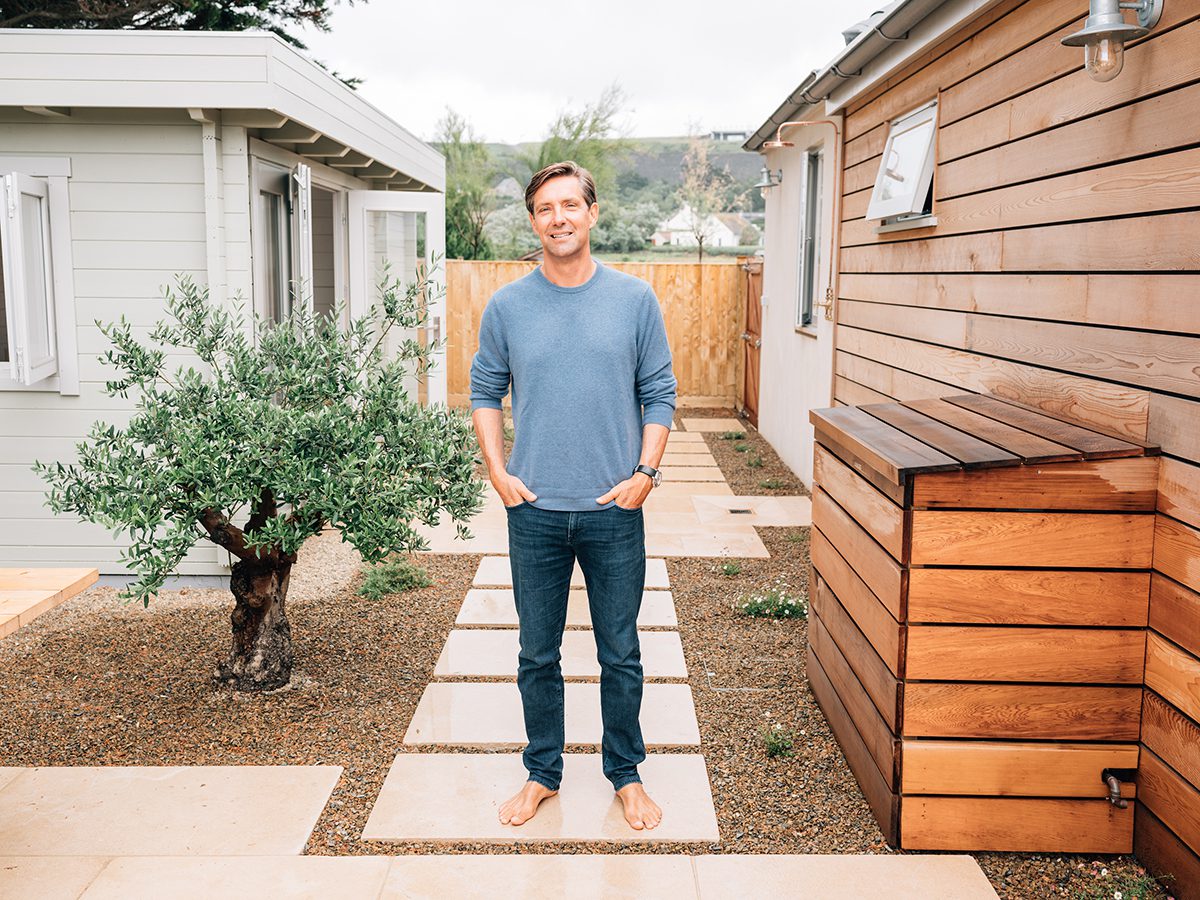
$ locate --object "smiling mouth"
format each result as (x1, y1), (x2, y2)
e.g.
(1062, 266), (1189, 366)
(550, 231), (573, 240)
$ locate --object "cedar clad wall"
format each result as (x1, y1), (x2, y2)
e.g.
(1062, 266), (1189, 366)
(832, 0), (1200, 891)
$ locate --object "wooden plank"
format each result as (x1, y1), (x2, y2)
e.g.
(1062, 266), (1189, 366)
(806, 642), (899, 845)
(835, 351), (958, 407)
(1149, 393), (1200, 465)
(1140, 747), (1200, 857)
(902, 740), (1139, 798)
(939, 21), (1200, 162)
(911, 457), (1160, 511)
(901, 796), (1133, 853)
(859, 403), (1021, 469)
(813, 444), (905, 561)
(907, 568), (1150, 627)
(833, 375), (892, 408)
(993, 395), (1160, 455)
(1155, 515), (1200, 595)
(1135, 804), (1200, 900)
(909, 510), (1155, 568)
(838, 272), (1200, 336)
(1150, 572), (1200, 659)
(902, 682), (1143, 740)
(810, 529), (903, 674)
(944, 394), (1146, 458)
(809, 610), (897, 788)
(809, 406), (960, 484)
(813, 576), (901, 731)
(903, 398), (1080, 464)
(1143, 690), (1200, 795)
(812, 489), (905, 616)
(1160, 457), (1200, 531)
(813, 432), (909, 506)
(1145, 631), (1200, 725)
(939, 81), (1200, 199)
(905, 625), (1146, 684)
(838, 328), (1150, 442)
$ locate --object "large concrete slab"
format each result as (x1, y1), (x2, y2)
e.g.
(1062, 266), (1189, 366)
(473, 556), (670, 589)
(362, 753), (719, 843)
(658, 466), (725, 482)
(404, 682), (700, 747)
(659, 451), (718, 466)
(692, 494), (812, 527)
(78, 856), (392, 899)
(456, 588), (677, 628)
(664, 431), (705, 442)
(433, 629), (688, 679)
(0, 856), (110, 900)
(679, 418), (743, 433)
(381, 854), (699, 899)
(694, 855), (999, 899)
(0, 766), (341, 856)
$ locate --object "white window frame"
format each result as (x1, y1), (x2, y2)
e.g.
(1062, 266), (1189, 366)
(0, 156), (78, 394)
(866, 100), (938, 225)
(797, 147), (823, 329)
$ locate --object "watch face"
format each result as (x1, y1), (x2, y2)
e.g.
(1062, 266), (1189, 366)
(652, 470), (662, 487)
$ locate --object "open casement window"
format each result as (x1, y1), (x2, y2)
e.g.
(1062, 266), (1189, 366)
(866, 101), (937, 225)
(1, 172), (57, 385)
(290, 162), (313, 308)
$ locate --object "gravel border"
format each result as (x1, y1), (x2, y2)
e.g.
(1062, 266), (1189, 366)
(0, 408), (1167, 897)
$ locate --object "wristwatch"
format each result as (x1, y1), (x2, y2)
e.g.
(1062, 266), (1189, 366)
(633, 464), (662, 488)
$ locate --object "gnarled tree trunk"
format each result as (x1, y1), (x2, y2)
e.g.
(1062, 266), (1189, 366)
(213, 556), (294, 691)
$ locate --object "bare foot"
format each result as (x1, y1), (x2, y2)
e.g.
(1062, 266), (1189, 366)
(498, 780), (558, 826)
(616, 782), (662, 830)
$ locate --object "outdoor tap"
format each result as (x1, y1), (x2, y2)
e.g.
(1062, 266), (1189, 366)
(1102, 770), (1128, 809)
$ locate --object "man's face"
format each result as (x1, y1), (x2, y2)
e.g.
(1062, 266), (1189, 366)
(528, 175), (599, 260)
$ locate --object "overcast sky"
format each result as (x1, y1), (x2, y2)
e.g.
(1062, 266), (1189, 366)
(300, 0), (891, 145)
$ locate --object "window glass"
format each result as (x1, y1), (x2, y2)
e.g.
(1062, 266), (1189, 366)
(0, 233), (8, 364)
(259, 189), (290, 323)
(21, 190), (52, 366)
(866, 101), (938, 223)
(878, 117), (934, 203)
(799, 150), (822, 327)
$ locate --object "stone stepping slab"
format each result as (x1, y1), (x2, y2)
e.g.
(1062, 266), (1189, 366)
(473, 556), (670, 589)
(433, 629), (688, 679)
(691, 494), (813, 527)
(659, 451), (718, 466)
(404, 682), (700, 747)
(456, 588), (678, 628)
(678, 417), (744, 433)
(0, 567), (98, 639)
(0, 766), (341, 856)
(362, 753), (719, 844)
(657, 466), (726, 482)
(665, 431), (706, 442)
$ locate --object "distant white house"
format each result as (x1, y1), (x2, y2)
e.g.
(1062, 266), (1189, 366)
(651, 204), (759, 248)
(0, 28), (446, 576)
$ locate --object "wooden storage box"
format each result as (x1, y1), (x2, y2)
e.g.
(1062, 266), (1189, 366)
(808, 395), (1159, 852)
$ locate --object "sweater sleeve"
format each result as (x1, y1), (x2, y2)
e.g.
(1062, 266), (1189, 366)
(635, 285), (678, 429)
(469, 298), (511, 411)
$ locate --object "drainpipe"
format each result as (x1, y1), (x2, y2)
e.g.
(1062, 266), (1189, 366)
(188, 108), (227, 308)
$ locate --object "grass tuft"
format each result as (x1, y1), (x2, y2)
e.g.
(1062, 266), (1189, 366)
(358, 556), (433, 599)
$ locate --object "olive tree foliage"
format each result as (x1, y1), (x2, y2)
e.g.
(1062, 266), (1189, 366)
(36, 261), (484, 608)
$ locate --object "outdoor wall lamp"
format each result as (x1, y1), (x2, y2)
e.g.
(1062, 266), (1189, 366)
(1062, 0), (1164, 82)
(753, 165), (783, 198)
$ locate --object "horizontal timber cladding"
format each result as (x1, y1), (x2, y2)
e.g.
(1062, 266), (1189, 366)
(807, 391), (1158, 852)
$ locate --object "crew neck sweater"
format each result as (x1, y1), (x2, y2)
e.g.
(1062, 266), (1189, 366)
(469, 260), (678, 512)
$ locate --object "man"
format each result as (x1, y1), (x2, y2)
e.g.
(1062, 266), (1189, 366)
(468, 161), (677, 831)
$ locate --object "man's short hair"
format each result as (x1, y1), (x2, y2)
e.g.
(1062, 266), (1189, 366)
(524, 161), (597, 215)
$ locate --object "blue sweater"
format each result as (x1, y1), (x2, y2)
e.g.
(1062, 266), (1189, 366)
(469, 261), (677, 511)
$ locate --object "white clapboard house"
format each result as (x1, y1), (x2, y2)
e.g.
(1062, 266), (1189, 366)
(0, 28), (447, 576)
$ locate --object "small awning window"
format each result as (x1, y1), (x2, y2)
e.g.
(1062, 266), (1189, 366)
(866, 101), (938, 222)
(1, 172), (58, 385)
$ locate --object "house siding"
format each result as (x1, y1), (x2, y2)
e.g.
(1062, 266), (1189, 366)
(0, 107), (255, 575)
(832, 1), (1200, 889)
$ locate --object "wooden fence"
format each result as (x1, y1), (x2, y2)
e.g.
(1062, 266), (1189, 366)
(444, 260), (744, 409)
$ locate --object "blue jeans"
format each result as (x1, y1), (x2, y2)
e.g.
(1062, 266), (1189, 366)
(504, 501), (647, 792)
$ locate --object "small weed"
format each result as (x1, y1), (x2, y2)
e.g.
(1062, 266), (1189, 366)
(746, 454), (764, 469)
(784, 531), (808, 544)
(1070, 865), (1173, 900)
(718, 561), (742, 576)
(761, 722), (796, 758)
(734, 578), (807, 619)
(358, 556), (433, 599)
(733, 442), (750, 452)
(719, 431), (742, 440)
(759, 477), (787, 489)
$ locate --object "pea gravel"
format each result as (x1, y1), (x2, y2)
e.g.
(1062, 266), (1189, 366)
(0, 408), (1167, 898)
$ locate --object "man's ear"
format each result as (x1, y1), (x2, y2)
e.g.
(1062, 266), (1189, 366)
(589, 203), (599, 226)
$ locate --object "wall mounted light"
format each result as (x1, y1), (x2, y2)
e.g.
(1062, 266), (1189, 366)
(753, 164), (783, 198)
(1062, 0), (1164, 82)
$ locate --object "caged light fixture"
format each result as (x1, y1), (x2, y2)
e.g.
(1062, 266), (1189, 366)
(1062, 0), (1164, 82)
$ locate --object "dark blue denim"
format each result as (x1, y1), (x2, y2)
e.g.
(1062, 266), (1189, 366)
(504, 500), (647, 792)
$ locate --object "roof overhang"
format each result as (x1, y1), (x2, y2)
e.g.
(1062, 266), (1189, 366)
(745, 0), (1002, 152)
(0, 28), (443, 192)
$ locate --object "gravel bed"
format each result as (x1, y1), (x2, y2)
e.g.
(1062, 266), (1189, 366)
(676, 405), (808, 498)
(0, 408), (1166, 897)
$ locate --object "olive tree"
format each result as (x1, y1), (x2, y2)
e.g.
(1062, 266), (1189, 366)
(36, 261), (483, 691)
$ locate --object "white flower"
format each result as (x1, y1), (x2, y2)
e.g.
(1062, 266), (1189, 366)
(1114, 892), (1122, 900)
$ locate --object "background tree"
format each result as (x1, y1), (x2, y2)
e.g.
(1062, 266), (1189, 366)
(677, 132), (734, 261)
(434, 107), (497, 260)
(0, 0), (364, 87)
(37, 263), (484, 692)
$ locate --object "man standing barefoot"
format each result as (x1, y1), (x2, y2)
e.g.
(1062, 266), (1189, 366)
(469, 161), (677, 831)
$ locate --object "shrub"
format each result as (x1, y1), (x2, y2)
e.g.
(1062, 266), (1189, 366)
(719, 561), (742, 576)
(733, 442), (750, 452)
(719, 431), (742, 440)
(746, 453), (764, 469)
(759, 478), (787, 489)
(359, 555), (433, 599)
(761, 723), (795, 758)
